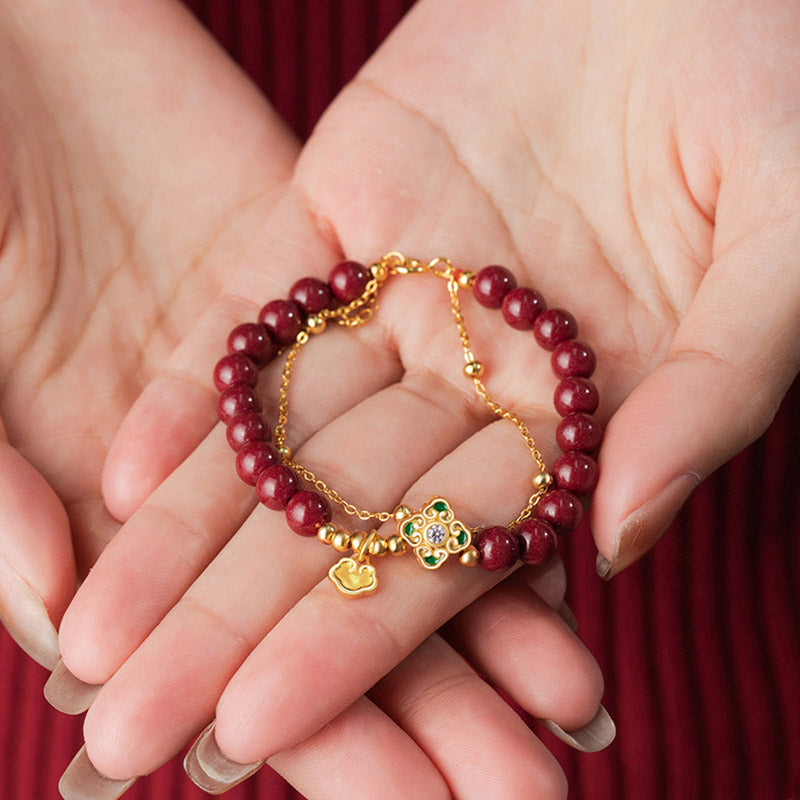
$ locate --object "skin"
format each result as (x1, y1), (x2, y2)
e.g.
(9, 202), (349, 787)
(2, 0), (800, 796)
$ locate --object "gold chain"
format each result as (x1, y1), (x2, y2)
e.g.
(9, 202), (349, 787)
(273, 252), (550, 529)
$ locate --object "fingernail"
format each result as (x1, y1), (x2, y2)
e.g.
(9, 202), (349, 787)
(557, 601), (578, 632)
(596, 552), (611, 578)
(59, 744), (137, 800)
(45, 658), (102, 714)
(603, 472), (700, 580)
(0, 555), (60, 670)
(540, 704), (616, 753)
(184, 721), (264, 794)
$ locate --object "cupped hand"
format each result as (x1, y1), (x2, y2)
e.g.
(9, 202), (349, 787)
(0, 1), (608, 798)
(56, 0), (800, 794)
(0, 0), (297, 660)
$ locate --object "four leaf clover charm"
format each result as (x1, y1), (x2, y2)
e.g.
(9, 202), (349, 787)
(397, 497), (472, 569)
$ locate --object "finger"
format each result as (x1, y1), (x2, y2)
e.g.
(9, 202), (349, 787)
(186, 700), (448, 799)
(369, 634), (569, 800)
(60, 319), (402, 684)
(211, 414), (571, 765)
(443, 575), (613, 748)
(102, 191), (343, 522)
(72, 369), (479, 777)
(0, 422), (74, 668)
(593, 142), (800, 577)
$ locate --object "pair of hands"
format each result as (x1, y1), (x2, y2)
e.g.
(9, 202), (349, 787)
(2, 0), (799, 797)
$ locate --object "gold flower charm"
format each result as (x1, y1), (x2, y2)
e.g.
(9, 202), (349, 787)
(329, 557), (378, 597)
(398, 497), (472, 569)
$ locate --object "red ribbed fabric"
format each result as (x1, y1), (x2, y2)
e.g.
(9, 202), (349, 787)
(1, 3), (798, 798)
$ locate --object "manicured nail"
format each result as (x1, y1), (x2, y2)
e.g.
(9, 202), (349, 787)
(596, 552), (611, 578)
(45, 658), (102, 714)
(603, 472), (700, 580)
(58, 744), (136, 800)
(0, 555), (60, 670)
(557, 601), (578, 633)
(184, 721), (264, 794)
(540, 704), (616, 752)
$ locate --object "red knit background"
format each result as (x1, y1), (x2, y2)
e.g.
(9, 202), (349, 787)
(1, 2), (798, 798)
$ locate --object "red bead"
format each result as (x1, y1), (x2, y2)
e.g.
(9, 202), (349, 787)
(227, 322), (275, 366)
(329, 261), (369, 303)
(536, 489), (582, 534)
(258, 299), (303, 345)
(257, 464), (300, 510)
(473, 265), (517, 308)
(226, 412), (270, 452)
(289, 277), (333, 313)
(551, 340), (596, 378)
(556, 413), (603, 453)
(217, 384), (262, 424)
(501, 286), (546, 329)
(554, 377), (599, 416)
(516, 519), (558, 565)
(235, 441), (278, 486)
(553, 452), (598, 496)
(285, 490), (332, 536)
(533, 308), (578, 351)
(475, 526), (519, 571)
(213, 353), (259, 392)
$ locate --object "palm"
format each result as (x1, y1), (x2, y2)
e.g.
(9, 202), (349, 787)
(0, 0), (295, 576)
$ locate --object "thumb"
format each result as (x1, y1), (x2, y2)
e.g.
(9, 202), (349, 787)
(0, 417), (76, 667)
(593, 184), (800, 578)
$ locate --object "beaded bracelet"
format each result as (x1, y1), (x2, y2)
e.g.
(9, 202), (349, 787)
(214, 252), (602, 597)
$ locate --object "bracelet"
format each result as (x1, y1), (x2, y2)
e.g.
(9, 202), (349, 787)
(214, 252), (602, 597)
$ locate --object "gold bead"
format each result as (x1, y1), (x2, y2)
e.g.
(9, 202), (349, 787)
(332, 531), (352, 552)
(296, 330), (309, 344)
(459, 546), (480, 568)
(368, 536), (388, 557)
(533, 471), (553, 490)
(306, 314), (327, 335)
(464, 360), (484, 378)
(350, 531), (367, 552)
(370, 262), (388, 280)
(393, 504), (412, 521)
(317, 523), (337, 545)
(387, 535), (407, 556)
(277, 444), (292, 460)
(457, 270), (476, 288)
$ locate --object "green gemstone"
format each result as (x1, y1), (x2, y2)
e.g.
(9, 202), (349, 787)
(456, 530), (468, 546)
(404, 521), (415, 536)
(432, 501), (448, 513)
(424, 554), (440, 566)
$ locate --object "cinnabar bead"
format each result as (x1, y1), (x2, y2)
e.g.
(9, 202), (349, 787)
(227, 322), (275, 366)
(257, 464), (300, 510)
(217, 384), (262, 424)
(226, 412), (270, 452)
(501, 286), (546, 329)
(473, 265), (517, 308)
(475, 526), (519, 571)
(235, 441), (277, 486)
(554, 376), (599, 416)
(533, 308), (578, 351)
(556, 413), (603, 453)
(285, 490), (332, 536)
(329, 261), (369, 303)
(553, 451), (598, 496)
(290, 277), (334, 313)
(516, 518), (558, 565)
(551, 340), (596, 378)
(213, 353), (259, 392)
(536, 489), (582, 535)
(258, 299), (303, 344)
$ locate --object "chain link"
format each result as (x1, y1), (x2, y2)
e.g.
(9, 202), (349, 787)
(275, 252), (550, 528)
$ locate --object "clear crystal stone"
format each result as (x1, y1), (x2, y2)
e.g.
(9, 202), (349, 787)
(426, 524), (447, 544)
